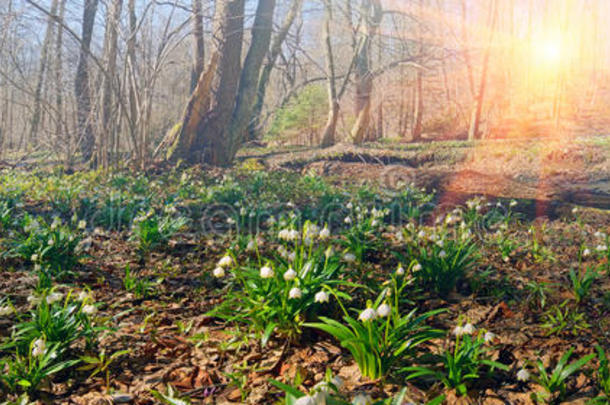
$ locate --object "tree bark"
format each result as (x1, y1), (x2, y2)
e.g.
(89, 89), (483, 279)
(165, 0), (245, 166)
(190, 0), (205, 92)
(99, 0), (122, 168)
(247, 0), (303, 140)
(468, 0), (498, 141)
(320, 0), (338, 148)
(29, 0), (59, 148)
(350, 0), (382, 145)
(75, 0), (99, 161)
(225, 0), (276, 160)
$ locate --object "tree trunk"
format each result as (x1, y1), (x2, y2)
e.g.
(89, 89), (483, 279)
(468, 0), (497, 141)
(29, 0), (59, 149)
(99, 0), (122, 168)
(247, 0), (303, 140)
(411, 0), (425, 142)
(75, 0), (99, 161)
(165, 0), (245, 166)
(126, 0), (141, 166)
(320, 0), (338, 148)
(350, 0), (382, 145)
(190, 0), (205, 92)
(225, 0), (276, 160)
(54, 0), (67, 165)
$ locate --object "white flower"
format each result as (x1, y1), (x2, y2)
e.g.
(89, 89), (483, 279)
(343, 253), (356, 263)
(315, 291), (329, 303)
(484, 331), (497, 343)
(344, 216), (352, 224)
(47, 238), (54, 246)
(46, 292), (63, 305)
(412, 262), (422, 272)
(31, 254), (39, 262)
(462, 323), (475, 335)
(596, 244), (608, 252)
(346, 202), (353, 210)
(572, 207), (579, 214)
(371, 220), (379, 227)
(240, 207), (247, 216)
(331, 375), (343, 390)
(294, 395), (317, 405)
(78, 291), (90, 301)
(516, 368), (530, 382)
(78, 220), (87, 230)
(288, 251), (297, 262)
(417, 230), (426, 238)
(396, 265), (405, 276)
(283, 268), (297, 281)
(0, 305), (12, 316)
(27, 295), (41, 306)
(319, 227), (330, 239)
(358, 308), (377, 322)
(510, 200), (517, 207)
(304, 236), (313, 246)
(260, 265), (274, 278)
(439, 250), (447, 259)
(352, 394), (373, 405)
(289, 287), (302, 299)
(288, 229), (300, 241)
(582, 248), (591, 257)
(376, 304), (391, 318)
(82, 304), (97, 315)
(246, 240), (256, 251)
(213, 267), (225, 278)
(218, 255), (233, 268)
(452, 325), (464, 336)
(32, 339), (46, 357)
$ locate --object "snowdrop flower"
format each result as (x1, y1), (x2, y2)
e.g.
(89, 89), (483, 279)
(82, 304), (97, 315)
(319, 227), (330, 239)
(396, 265), (405, 276)
(436, 240), (444, 248)
(453, 325), (464, 336)
(417, 230), (426, 239)
(240, 207), (247, 216)
(294, 395), (317, 405)
(304, 236), (313, 246)
(48, 238), (55, 246)
(582, 248), (591, 257)
(288, 251), (297, 262)
(344, 216), (352, 225)
(516, 368), (530, 382)
(572, 207), (579, 214)
(218, 255), (233, 268)
(594, 231), (607, 239)
(412, 262), (422, 272)
(346, 202), (353, 210)
(213, 267), (225, 278)
(484, 331), (497, 343)
(343, 253), (356, 263)
(352, 394), (373, 405)
(0, 305), (12, 316)
(510, 200), (518, 207)
(27, 295), (41, 306)
(283, 268), (297, 281)
(597, 244), (608, 252)
(289, 287), (302, 299)
(32, 339), (46, 357)
(439, 250), (447, 258)
(46, 292), (63, 305)
(266, 216), (276, 226)
(288, 229), (300, 241)
(376, 304), (391, 318)
(358, 308), (377, 322)
(315, 291), (329, 303)
(260, 265), (274, 278)
(246, 240), (256, 251)
(31, 254), (39, 262)
(371, 219), (379, 227)
(462, 323), (475, 335)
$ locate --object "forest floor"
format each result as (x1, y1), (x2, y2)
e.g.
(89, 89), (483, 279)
(0, 136), (609, 405)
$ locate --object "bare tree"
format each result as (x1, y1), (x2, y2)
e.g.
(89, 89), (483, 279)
(75, 0), (99, 161)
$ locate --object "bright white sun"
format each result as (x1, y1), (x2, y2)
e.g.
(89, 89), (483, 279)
(532, 35), (564, 66)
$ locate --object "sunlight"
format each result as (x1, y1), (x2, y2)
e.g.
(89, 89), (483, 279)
(532, 34), (565, 67)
